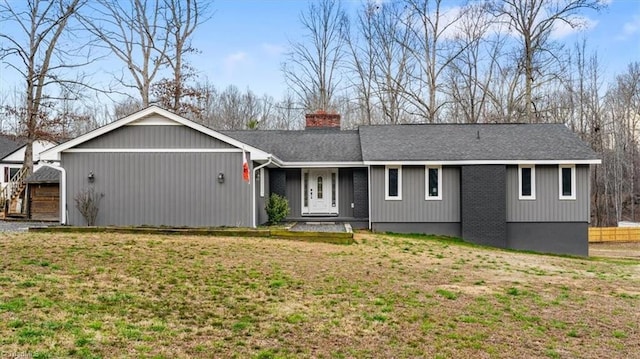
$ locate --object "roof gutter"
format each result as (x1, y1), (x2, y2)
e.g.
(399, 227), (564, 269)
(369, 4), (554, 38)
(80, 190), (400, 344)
(39, 162), (67, 225)
(252, 156), (273, 228)
(363, 159), (602, 165)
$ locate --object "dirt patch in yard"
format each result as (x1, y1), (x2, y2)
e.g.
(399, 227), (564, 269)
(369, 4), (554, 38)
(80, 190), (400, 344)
(0, 231), (638, 358)
(590, 241), (640, 259)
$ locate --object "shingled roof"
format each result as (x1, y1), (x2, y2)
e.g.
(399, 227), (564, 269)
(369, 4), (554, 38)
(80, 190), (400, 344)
(26, 167), (60, 183)
(358, 123), (598, 162)
(0, 134), (23, 160)
(221, 130), (362, 162)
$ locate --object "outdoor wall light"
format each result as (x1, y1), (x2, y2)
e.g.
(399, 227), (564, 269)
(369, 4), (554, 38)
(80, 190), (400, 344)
(217, 172), (224, 183)
(88, 171), (95, 183)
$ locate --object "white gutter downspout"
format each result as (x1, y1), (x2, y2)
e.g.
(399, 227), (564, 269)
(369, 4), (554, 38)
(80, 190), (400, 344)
(367, 165), (372, 230)
(252, 156), (273, 228)
(39, 163), (67, 225)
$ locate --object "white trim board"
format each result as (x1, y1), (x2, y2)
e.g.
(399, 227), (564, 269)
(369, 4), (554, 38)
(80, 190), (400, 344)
(127, 116), (182, 126)
(364, 159), (601, 165)
(279, 161), (367, 168)
(518, 165), (536, 200)
(64, 148), (243, 153)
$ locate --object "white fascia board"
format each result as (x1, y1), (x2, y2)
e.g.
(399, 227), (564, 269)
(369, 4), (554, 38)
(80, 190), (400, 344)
(363, 159), (601, 165)
(64, 148), (243, 153)
(39, 106), (271, 161)
(278, 161), (367, 168)
(3, 141), (54, 162)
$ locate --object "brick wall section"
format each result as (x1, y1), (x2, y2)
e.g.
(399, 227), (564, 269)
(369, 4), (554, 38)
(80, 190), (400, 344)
(461, 165), (507, 248)
(269, 169), (286, 197)
(353, 168), (369, 219)
(305, 112), (340, 130)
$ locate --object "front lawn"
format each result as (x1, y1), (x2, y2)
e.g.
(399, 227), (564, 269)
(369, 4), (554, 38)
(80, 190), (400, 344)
(0, 232), (638, 358)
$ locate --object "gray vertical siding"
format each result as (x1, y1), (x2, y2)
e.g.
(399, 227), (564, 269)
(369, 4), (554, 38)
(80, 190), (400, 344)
(338, 168), (354, 218)
(285, 169), (302, 217)
(353, 168), (369, 219)
(77, 125), (235, 149)
(63, 152), (251, 227)
(506, 165), (590, 222)
(370, 166), (460, 222)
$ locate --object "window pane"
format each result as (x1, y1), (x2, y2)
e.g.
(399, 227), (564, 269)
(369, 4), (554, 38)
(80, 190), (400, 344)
(331, 173), (336, 206)
(562, 167), (572, 196)
(303, 173), (308, 207)
(9, 168), (19, 180)
(428, 168), (439, 197)
(317, 176), (323, 199)
(388, 168), (398, 197)
(521, 168), (531, 196)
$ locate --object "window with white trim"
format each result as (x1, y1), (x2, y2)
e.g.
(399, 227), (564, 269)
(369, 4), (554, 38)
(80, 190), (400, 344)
(425, 166), (442, 200)
(385, 166), (402, 200)
(4, 166), (20, 183)
(258, 168), (265, 197)
(559, 165), (576, 200)
(518, 165), (536, 200)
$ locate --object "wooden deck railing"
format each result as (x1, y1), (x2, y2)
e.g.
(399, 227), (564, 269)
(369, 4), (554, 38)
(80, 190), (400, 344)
(0, 166), (29, 213)
(589, 227), (640, 243)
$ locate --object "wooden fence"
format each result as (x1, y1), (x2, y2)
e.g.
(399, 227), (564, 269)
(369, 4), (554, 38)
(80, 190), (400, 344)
(589, 227), (640, 243)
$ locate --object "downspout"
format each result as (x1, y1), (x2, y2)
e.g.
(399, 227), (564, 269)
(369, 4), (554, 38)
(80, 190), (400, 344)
(39, 162), (67, 225)
(367, 165), (372, 230)
(252, 156), (273, 228)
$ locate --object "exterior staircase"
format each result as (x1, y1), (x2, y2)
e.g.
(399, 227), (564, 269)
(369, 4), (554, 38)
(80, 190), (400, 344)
(1, 167), (29, 218)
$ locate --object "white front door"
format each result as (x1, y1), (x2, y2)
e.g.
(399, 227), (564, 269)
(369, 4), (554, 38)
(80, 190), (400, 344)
(303, 169), (338, 214)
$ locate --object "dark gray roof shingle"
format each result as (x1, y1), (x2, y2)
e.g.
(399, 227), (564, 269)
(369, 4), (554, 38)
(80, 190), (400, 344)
(221, 130), (362, 162)
(0, 135), (23, 160)
(358, 124), (598, 161)
(26, 167), (60, 183)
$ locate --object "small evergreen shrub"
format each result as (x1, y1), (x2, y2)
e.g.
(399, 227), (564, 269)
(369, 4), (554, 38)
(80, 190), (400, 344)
(265, 194), (290, 225)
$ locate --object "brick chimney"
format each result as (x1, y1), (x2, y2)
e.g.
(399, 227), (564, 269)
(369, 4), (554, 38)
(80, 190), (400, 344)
(305, 110), (341, 130)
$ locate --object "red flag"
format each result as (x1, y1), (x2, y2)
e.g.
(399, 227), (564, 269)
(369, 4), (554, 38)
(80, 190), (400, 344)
(242, 149), (250, 183)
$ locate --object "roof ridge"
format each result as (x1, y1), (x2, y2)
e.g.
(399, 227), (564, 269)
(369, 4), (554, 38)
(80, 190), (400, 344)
(359, 123), (564, 127)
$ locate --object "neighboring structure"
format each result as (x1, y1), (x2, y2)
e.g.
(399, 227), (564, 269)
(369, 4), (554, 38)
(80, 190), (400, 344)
(39, 106), (600, 255)
(1, 139), (56, 188)
(25, 167), (61, 221)
(0, 135), (24, 191)
(0, 138), (57, 217)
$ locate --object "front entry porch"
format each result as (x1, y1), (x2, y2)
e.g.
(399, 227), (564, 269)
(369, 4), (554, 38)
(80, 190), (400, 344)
(302, 168), (339, 216)
(268, 167), (369, 228)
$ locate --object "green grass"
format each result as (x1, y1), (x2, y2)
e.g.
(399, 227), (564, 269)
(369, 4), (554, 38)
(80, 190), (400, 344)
(0, 232), (638, 358)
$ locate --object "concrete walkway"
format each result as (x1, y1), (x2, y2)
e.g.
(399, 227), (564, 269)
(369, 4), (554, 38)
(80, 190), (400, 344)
(289, 222), (351, 233)
(0, 220), (52, 233)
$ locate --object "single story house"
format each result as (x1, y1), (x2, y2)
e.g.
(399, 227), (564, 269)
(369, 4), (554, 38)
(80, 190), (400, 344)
(39, 106), (600, 256)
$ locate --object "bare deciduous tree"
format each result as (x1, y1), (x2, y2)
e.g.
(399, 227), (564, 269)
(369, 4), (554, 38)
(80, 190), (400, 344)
(490, 0), (605, 122)
(283, 0), (348, 112)
(0, 0), (88, 174)
(446, 2), (496, 123)
(344, 1), (377, 125)
(398, 0), (468, 123)
(156, 0), (209, 112)
(81, 0), (169, 107)
(370, 1), (412, 124)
